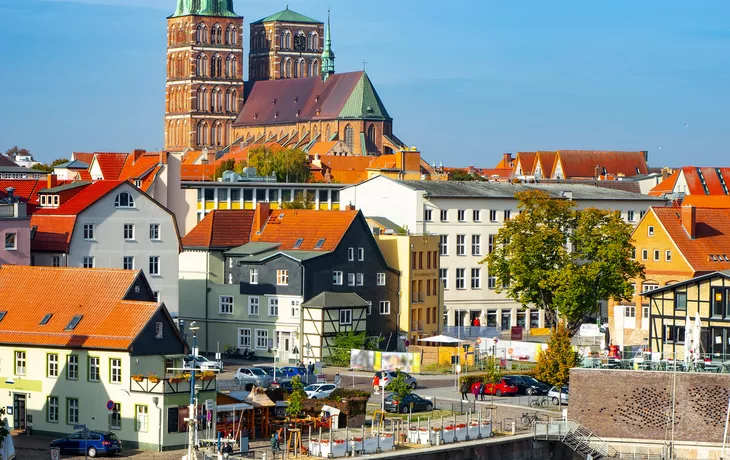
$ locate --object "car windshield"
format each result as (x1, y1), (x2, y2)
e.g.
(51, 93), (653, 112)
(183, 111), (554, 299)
(522, 377), (539, 384)
(304, 385), (319, 391)
(250, 369), (266, 376)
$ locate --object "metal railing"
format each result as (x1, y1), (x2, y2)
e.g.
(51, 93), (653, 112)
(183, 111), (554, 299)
(580, 352), (730, 373)
(443, 326), (502, 339)
(534, 419), (620, 459)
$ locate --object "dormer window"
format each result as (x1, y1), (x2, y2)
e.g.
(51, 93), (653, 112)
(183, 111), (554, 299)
(293, 238), (304, 249)
(114, 192), (135, 208)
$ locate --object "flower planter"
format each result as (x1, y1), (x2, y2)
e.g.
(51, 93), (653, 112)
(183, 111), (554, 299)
(418, 429), (434, 445)
(454, 425), (468, 442)
(380, 434), (394, 451)
(307, 441), (320, 457)
(148, 377), (160, 384)
(131, 376), (144, 382)
(442, 426), (455, 444)
(363, 437), (379, 453)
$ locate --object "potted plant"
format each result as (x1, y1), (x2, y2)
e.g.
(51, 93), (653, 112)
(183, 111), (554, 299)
(170, 374), (184, 383)
(200, 370), (216, 381)
(131, 374), (144, 382)
(148, 374), (160, 383)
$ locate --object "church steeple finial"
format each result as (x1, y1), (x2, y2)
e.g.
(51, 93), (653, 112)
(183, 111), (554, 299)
(321, 8), (335, 81)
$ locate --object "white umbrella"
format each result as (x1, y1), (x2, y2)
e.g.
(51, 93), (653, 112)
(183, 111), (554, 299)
(1, 419), (14, 460)
(684, 314), (692, 365)
(479, 312), (488, 327)
(463, 313), (471, 328)
(692, 312), (702, 361)
(417, 335), (467, 344)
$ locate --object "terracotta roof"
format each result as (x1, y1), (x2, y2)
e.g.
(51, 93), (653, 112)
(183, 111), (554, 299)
(181, 164), (215, 181)
(94, 153), (129, 180)
(649, 170), (680, 196)
(33, 181), (124, 216)
(182, 150), (203, 164)
(182, 210), (256, 249)
(308, 141), (339, 156)
(252, 209), (358, 251)
(77, 170), (92, 181)
(514, 152), (537, 175)
(652, 207), (730, 272)
(30, 215), (76, 252)
(681, 196), (730, 208)
(0, 266), (162, 350)
(554, 150), (648, 178)
(0, 179), (43, 203)
(72, 152), (96, 165)
(680, 166), (730, 195)
(535, 151), (557, 177)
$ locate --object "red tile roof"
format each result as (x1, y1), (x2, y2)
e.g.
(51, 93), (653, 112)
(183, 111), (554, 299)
(0, 265), (163, 351)
(681, 196), (730, 208)
(119, 152), (165, 192)
(33, 181), (124, 216)
(680, 167), (730, 195)
(72, 152), (96, 165)
(182, 210), (256, 249)
(653, 206), (730, 272)
(0, 179), (43, 202)
(252, 209), (358, 251)
(181, 164), (216, 181)
(514, 152), (537, 175)
(308, 141), (339, 156)
(77, 170), (92, 181)
(555, 150), (648, 178)
(94, 153), (129, 180)
(536, 151), (557, 177)
(30, 215), (76, 252)
(649, 170), (679, 196)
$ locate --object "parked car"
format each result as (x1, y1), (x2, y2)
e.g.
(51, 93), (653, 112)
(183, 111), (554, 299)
(503, 375), (550, 396)
(272, 379), (295, 393)
(471, 379), (519, 397)
(383, 393), (433, 413)
(376, 371), (418, 389)
(50, 431), (121, 457)
(183, 354), (222, 371)
(233, 367), (273, 388)
(548, 386), (569, 405)
(304, 383), (336, 399)
(279, 366), (307, 378)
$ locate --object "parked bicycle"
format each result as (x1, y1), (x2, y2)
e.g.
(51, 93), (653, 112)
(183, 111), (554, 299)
(520, 412), (544, 428)
(529, 397), (550, 408)
(223, 345), (255, 360)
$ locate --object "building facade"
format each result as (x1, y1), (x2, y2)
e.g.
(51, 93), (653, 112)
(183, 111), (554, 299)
(165, 0), (245, 151)
(0, 201), (31, 266)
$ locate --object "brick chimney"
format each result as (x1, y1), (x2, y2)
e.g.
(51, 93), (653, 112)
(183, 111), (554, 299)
(345, 204), (356, 211)
(682, 205), (696, 239)
(47, 174), (59, 189)
(503, 153), (512, 167)
(132, 149), (146, 164)
(253, 202), (271, 234)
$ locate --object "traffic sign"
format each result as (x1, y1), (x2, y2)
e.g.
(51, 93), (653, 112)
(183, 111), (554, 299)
(106, 400), (115, 411)
(51, 447), (60, 460)
(73, 424), (87, 431)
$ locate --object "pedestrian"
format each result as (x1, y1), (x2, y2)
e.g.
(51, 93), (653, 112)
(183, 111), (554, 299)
(373, 373), (380, 394)
(460, 380), (469, 402)
(270, 433), (278, 452)
(471, 382), (480, 400)
(478, 382), (485, 401)
(222, 442), (233, 458)
(334, 371), (341, 388)
(308, 362), (315, 375)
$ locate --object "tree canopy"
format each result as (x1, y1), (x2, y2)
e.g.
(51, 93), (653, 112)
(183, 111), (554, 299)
(213, 158), (236, 180)
(484, 189), (644, 334)
(448, 169), (482, 181)
(534, 325), (577, 388)
(248, 145), (310, 182)
(4, 146), (30, 159)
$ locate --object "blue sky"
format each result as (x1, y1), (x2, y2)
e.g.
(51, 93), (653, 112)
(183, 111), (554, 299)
(1, 0), (729, 168)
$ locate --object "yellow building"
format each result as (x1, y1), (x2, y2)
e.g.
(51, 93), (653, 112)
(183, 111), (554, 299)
(370, 221), (442, 344)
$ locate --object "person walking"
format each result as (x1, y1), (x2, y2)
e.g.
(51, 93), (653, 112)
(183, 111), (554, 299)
(460, 380), (469, 402)
(334, 371), (341, 388)
(373, 373), (380, 394)
(478, 382), (485, 401)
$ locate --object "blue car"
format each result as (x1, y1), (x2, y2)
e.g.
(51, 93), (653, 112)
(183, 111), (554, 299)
(50, 431), (122, 457)
(279, 366), (307, 378)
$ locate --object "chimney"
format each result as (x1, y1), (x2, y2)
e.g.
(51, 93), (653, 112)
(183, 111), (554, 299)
(503, 153), (512, 167)
(641, 150), (649, 162)
(47, 174), (59, 189)
(207, 150), (216, 164)
(662, 167), (670, 181)
(132, 149), (146, 164)
(159, 151), (166, 165)
(253, 202), (271, 234)
(682, 205), (696, 239)
(345, 204), (356, 211)
(5, 187), (15, 203)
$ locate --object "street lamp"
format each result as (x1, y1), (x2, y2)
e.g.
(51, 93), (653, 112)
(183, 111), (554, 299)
(187, 322), (200, 460)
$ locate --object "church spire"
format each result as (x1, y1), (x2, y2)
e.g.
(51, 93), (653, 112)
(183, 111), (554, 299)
(321, 8), (335, 81)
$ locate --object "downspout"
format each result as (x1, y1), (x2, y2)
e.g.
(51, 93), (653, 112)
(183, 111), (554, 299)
(300, 263), (306, 362)
(205, 253), (210, 353)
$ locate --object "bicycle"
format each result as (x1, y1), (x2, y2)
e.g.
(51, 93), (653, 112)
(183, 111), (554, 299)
(520, 412), (543, 428)
(529, 396), (550, 408)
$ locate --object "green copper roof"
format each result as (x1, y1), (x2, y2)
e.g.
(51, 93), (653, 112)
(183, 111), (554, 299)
(338, 72), (391, 121)
(171, 0), (238, 18)
(321, 9), (335, 78)
(252, 7), (321, 24)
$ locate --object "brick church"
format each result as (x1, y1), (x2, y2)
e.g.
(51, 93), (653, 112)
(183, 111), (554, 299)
(164, 1), (406, 156)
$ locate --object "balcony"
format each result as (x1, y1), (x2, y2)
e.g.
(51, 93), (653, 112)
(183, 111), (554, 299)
(411, 292), (425, 303)
(129, 375), (217, 394)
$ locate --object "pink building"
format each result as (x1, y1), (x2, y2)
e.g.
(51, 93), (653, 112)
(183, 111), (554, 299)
(0, 197), (31, 266)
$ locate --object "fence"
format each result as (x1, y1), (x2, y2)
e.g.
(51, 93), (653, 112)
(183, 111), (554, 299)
(580, 351), (730, 373)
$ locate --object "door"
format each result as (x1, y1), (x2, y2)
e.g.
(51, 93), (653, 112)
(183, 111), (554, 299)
(13, 393), (26, 430)
(501, 311), (511, 331)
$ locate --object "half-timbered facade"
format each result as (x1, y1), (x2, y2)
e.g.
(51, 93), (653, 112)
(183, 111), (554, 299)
(301, 292), (369, 361)
(644, 271), (730, 359)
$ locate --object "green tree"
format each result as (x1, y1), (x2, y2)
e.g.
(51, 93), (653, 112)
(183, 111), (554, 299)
(4, 146), (30, 160)
(233, 160), (248, 174)
(286, 376), (306, 417)
(449, 169), (481, 181)
(213, 158), (236, 180)
(328, 331), (380, 367)
(385, 370), (412, 399)
(484, 190), (644, 334)
(283, 191), (315, 209)
(248, 146), (310, 182)
(534, 325), (577, 396)
(30, 157), (70, 173)
(52, 158), (70, 166)
(482, 356), (503, 403)
(0, 407), (6, 450)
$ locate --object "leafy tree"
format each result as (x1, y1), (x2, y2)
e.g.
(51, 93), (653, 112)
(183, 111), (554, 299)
(534, 325), (577, 392)
(213, 158), (236, 180)
(283, 191), (315, 210)
(31, 157), (70, 173)
(484, 190), (644, 334)
(233, 160), (248, 174)
(328, 331), (381, 367)
(449, 169), (481, 181)
(482, 356), (503, 403)
(286, 376), (306, 417)
(248, 145), (310, 182)
(4, 146), (30, 159)
(0, 407), (6, 450)
(51, 158), (70, 166)
(385, 370), (412, 399)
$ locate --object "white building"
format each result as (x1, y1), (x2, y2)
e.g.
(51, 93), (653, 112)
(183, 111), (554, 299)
(30, 180), (182, 313)
(340, 176), (667, 331)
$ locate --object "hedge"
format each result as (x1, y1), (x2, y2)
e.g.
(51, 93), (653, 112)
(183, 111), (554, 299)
(459, 369), (536, 387)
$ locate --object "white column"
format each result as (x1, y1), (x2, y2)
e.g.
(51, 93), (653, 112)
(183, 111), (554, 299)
(252, 188), (257, 208)
(327, 190), (332, 209)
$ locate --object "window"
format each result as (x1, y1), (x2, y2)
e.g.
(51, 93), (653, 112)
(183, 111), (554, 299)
(339, 309), (352, 325)
(648, 226), (655, 236)
(48, 353), (59, 378)
(277, 270), (289, 285)
(488, 234), (495, 254)
(15, 351), (26, 375)
(457, 210), (466, 221)
(114, 192), (135, 208)
(471, 268), (481, 289)
(48, 396), (59, 423)
(155, 322), (163, 339)
(255, 329), (268, 350)
(333, 271), (343, 285)
(348, 273), (355, 286)
(67, 355), (78, 380)
(149, 256), (160, 276)
(424, 209), (433, 222)
(642, 283), (659, 293)
(348, 248), (354, 261)
(40, 313), (52, 325)
(123, 256), (134, 270)
(135, 405), (148, 432)
(440, 210), (448, 221)
(88, 357), (100, 382)
(110, 358), (122, 384)
(640, 211), (646, 219)
(456, 268), (465, 289)
(489, 210), (497, 222)
(83, 223), (95, 240)
(675, 292), (687, 311)
(379, 301), (391, 315)
(153, 291), (160, 303)
(642, 306), (650, 320)
(268, 298), (279, 316)
(530, 311), (540, 328)
(238, 329), (251, 348)
(666, 250), (672, 261)
(356, 273), (364, 286)
(504, 210), (512, 221)
(627, 211), (635, 222)
(456, 235), (466, 256)
(291, 300), (300, 318)
(488, 275), (496, 290)
(219, 296), (234, 314)
(4, 233), (16, 250)
(712, 288), (725, 318)
(293, 238), (304, 249)
(440, 268), (448, 289)
(473, 210), (481, 222)
(123, 223), (135, 240)
(149, 224), (160, 240)
(641, 249), (648, 260)
(315, 238), (326, 249)
(110, 403), (121, 429)
(357, 248), (364, 261)
(67, 398), (79, 425)
(52, 256), (61, 267)
(440, 235), (448, 255)
(625, 306), (636, 318)
(471, 235), (481, 256)
(249, 268), (258, 284)
(377, 273), (386, 286)
(248, 297), (260, 316)
(653, 250), (660, 261)
(83, 256), (94, 268)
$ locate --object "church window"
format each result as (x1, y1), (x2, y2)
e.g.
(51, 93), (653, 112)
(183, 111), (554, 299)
(281, 58), (292, 79)
(295, 58), (305, 78)
(196, 53), (208, 77)
(226, 25), (237, 45)
(211, 54), (222, 78)
(197, 121), (208, 146)
(197, 87), (208, 111)
(367, 125), (377, 145)
(308, 32), (319, 51)
(344, 125), (354, 150)
(226, 55), (237, 78)
(211, 122), (222, 147)
(212, 24), (222, 45)
(196, 23), (207, 44)
(310, 59), (319, 77)
(294, 31), (306, 52)
(281, 30), (291, 50)
(326, 125), (331, 140)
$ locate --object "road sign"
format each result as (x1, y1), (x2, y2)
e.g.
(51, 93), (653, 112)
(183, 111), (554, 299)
(73, 424), (87, 431)
(51, 447), (60, 460)
(106, 400), (115, 411)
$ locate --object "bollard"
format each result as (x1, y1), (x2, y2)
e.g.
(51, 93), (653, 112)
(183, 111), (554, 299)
(376, 416), (381, 453)
(511, 421), (516, 435)
(329, 427), (333, 459)
(427, 417), (432, 447)
(478, 409), (482, 439)
(417, 417), (421, 444)
(465, 410), (471, 441)
(361, 425), (365, 455)
(440, 415), (445, 445)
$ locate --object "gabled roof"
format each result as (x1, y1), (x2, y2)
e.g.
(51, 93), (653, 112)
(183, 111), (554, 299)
(302, 292), (370, 309)
(252, 7), (321, 24)
(648, 170), (680, 196)
(367, 216), (405, 234)
(0, 154), (18, 167)
(93, 153), (129, 180)
(680, 166), (730, 195)
(554, 150), (648, 178)
(72, 152), (95, 165)
(681, 195), (730, 208)
(641, 271), (730, 296)
(0, 179), (45, 203)
(514, 152), (537, 175)
(182, 210), (256, 250)
(251, 209), (358, 251)
(39, 181), (91, 194)
(29, 215), (76, 252)
(0, 266), (164, 351)
(33, 181), (124, 216)
(651, 206), (730, 272)
(536, 151), (557, 177)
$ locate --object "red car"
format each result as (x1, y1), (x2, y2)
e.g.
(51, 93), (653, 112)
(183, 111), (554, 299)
(470, 380), (519, 397)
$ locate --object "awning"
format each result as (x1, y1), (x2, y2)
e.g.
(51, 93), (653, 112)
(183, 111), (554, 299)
(417, 335), (467, 344)
(216, 403), (253, 412)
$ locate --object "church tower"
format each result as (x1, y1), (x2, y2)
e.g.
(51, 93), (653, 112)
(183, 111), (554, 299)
(320, 9), (335, 81)
(165, 0), (245, 152)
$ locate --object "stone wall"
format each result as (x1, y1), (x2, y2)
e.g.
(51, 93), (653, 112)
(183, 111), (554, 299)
(570, 368), (730, 443)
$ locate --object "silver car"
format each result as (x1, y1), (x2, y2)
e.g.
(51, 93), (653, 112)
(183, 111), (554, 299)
(378, 371), (418, 389)
(233, 367), (273, 388)
(548, 386), (569, 405)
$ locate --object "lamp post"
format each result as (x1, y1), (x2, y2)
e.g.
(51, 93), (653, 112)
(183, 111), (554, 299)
(187, 322), (200, 460)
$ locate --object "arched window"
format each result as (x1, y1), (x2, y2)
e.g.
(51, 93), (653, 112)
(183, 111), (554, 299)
(309, 59), (319, 77)
(281, 58), (292, 78)
(294, 31), (306, 51)
(211, 122), (223, 146)
(212, 24), (222, 45)
(211, 54), (222, 78)
(176, 54), (183, 77)
(196, 53), (208, 76)
(281, 30), (291, 49)
(114, 192), (135, 208)
(230, 90), (237, 112)
(177, 24), (184, 44)
(214, 88), (223, 112)
(296, 58), (305, 78)
(226, 55), (237, 78)
(325, 125), (331, 140)
(197, 121), (208, 146)
(367, 124), (377, 144)
(197, 87), (208, 111)
(344, 125), (354, 150)
(312, 125), (319, 138)
(310, 32), (319, 51)
(196, 23), (207, 44)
